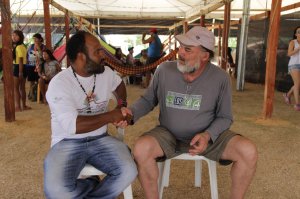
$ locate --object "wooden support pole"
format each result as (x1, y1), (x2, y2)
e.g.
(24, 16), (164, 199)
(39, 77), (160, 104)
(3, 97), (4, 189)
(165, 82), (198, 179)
(174, 31), (177, 49)
(43, 0), (52, 49)
(1, 0), (16, 122)
(183, 21), (188, 33)
(263, 0), (282, 118)
(65, 11), (70, 42)
(200, 15), (205, 27)
(218, 24), (222, 66)
(221, 1), (231, 70)
(65, 11), (70, 67)
(168, 34), (172, 51)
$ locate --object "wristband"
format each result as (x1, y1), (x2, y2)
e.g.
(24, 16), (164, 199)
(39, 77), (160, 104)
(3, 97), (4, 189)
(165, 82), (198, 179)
(117, 99), (127, 107)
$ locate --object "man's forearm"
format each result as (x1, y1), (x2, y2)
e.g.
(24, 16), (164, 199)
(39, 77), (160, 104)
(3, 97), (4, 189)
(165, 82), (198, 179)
(75, 109), (123, 134)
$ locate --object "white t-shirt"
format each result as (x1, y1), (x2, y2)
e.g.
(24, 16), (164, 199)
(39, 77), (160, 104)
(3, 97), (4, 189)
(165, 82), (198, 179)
(46, 66), (122, 146)
(288, 40), (300, 66)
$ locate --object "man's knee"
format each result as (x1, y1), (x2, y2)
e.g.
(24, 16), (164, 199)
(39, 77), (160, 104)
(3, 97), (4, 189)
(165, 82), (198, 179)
(44, 175), (73, 199)
(234, 137), (258, 167)
(241, 139), (258, 166)
(223, 136), (258, 166)
(133, 135), (161, 162)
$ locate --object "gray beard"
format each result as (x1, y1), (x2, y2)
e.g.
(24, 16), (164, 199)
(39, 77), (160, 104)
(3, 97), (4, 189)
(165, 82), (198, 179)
(177, 60), (200, 74)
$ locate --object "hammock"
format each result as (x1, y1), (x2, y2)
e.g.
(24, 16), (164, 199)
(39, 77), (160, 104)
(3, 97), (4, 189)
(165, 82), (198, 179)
(53, 43), (66, 63)
(103, 48), (178, 75)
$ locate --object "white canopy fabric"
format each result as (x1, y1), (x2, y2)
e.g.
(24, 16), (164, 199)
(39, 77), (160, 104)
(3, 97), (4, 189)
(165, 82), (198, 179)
(9, 0), (300, 21)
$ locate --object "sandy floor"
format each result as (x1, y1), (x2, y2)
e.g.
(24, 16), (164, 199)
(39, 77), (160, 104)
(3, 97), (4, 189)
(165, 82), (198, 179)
(0, 79), (299, 199)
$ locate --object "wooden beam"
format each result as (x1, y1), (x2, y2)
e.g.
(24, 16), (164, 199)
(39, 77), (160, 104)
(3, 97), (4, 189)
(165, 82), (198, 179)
(1, 0), (15, 122)
(97, 25), (170, 29)
(43, 0), (52, 49)
(10, 23), (65, 27)
(169, 21), (184, 31)
(183, 21), (189, 33)
(218, 24), (222, 66)
(263, 0), (282, 119)
(65, 10), (70, 67)
(221, 1), (230, 70)
(186, 0), (232, 21)
(281, 2), (300, 12)
(200, 15), (205, 27)
(250, 11), (270, 21)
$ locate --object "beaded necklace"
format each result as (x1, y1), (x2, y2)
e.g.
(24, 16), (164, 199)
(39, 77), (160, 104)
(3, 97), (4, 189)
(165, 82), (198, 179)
(71, 67), (96, 112)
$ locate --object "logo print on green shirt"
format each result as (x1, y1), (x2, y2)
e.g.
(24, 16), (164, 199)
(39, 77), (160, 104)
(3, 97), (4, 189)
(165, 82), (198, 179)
(166, 91), (201, 110)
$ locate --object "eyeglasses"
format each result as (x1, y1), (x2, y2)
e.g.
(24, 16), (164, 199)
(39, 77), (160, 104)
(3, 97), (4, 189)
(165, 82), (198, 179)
(296, 30), (300, 34)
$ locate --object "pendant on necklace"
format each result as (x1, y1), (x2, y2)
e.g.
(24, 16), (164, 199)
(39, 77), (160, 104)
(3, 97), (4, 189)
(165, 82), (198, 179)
(84, 91), (95, 105)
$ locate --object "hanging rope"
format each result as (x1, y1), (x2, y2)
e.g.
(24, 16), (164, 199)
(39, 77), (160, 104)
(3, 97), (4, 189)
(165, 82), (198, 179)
(103, 48), (178, 75)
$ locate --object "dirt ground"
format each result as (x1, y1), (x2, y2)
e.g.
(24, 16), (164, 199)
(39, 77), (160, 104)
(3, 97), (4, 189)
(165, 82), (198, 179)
(0, 79), (299, 199)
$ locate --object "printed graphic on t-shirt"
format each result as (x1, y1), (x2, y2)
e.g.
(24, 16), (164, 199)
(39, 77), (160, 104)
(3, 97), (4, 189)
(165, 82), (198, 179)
(166, 91), (201, 110)
(77, 93), (108, 115)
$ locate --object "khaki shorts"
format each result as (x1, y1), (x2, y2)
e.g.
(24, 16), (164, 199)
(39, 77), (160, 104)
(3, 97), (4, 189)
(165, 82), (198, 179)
(143, 126), (239, 165)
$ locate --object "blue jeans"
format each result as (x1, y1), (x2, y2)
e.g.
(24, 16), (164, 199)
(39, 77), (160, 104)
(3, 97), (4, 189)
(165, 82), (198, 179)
(44, 133), (137, 199)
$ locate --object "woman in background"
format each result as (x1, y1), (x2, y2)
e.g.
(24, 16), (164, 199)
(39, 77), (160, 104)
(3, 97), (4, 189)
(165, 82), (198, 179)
(38, 49), (61, 104)
(283, 26), (300, 111)
(12, 30), (31, 111)
(27, 33), (45, 101)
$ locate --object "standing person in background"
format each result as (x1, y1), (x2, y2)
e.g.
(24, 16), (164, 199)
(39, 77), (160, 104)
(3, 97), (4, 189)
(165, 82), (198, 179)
(38, 49), (61, 104)
(115, 47), (126, 65)
(126, 47), (136, 84)
(139, 49), (148, 88)
(283, 26), (300, 111)
(227, 47), (235, 77)
(27, 33), (45, 101)
(126, 47), (135, 66)
(12, 30), (31, 112)
(139, 49), (148, 66)
(142, 28), (163, 87)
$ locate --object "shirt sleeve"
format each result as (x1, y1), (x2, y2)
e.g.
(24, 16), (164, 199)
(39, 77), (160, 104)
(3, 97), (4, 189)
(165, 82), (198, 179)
(46, 77), (78, 135)
(129, 67), (160, 122)
(205, 75), (233, 142)
(104, 66), (122, 92)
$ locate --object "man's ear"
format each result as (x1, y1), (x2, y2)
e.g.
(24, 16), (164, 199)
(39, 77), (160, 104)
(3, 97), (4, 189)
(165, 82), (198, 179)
(77, 52), (86, 62)
(203, 51), (210, 62)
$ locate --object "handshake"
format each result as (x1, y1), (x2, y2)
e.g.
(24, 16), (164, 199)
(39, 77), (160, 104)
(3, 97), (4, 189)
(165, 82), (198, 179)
(112, 107), (134, 128)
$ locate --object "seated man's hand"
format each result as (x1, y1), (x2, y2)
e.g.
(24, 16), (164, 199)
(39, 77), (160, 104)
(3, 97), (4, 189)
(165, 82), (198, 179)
(111, 108), (127, 123)
(188, 132), (211, 156)
(112, 107), (133, 128)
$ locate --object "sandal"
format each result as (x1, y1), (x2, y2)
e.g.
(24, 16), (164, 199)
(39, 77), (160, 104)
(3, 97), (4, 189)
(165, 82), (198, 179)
(294, 104), (300, 111)
(282, 93), (291, 105)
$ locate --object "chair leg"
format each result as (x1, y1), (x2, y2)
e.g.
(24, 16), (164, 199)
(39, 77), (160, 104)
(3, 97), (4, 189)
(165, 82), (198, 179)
(195, 160), (202, 187)
(123, 184), (133, 199)
(157, 162), (164, 199)
(37, 83), (40, 103)
(158, 159), (172, 199)
(163, 160), (171, 187)
(207, 160), (218, 199)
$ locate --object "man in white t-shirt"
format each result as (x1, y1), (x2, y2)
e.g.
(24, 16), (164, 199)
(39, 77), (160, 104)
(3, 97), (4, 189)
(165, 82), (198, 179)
(44, 31), (137, 199)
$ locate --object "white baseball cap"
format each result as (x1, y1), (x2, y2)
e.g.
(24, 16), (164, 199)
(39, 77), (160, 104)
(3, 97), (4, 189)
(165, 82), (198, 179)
(175, 26), (215, 51)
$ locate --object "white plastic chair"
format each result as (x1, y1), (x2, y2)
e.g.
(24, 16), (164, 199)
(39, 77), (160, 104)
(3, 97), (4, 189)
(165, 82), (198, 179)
(78, 127), (133, 199)
(158, 154), (218, 199)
